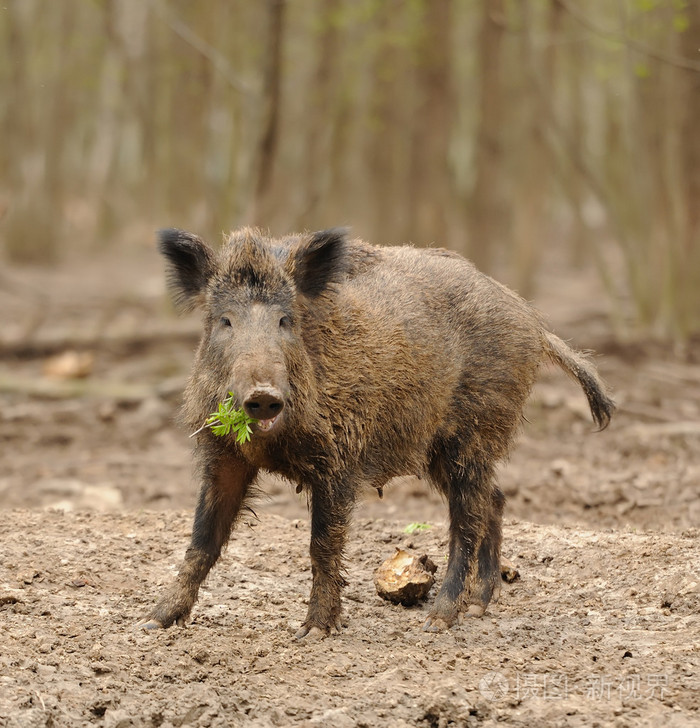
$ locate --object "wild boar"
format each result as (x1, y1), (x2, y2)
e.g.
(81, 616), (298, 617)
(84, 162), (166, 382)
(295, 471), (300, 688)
(141, 227), (614, 637)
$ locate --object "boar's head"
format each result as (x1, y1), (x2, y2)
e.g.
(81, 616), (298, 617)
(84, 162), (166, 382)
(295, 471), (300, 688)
(158, 226), (347, 440)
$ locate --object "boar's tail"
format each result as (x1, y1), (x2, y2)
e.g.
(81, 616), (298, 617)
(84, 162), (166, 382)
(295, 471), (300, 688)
(543, 331), (615, 430)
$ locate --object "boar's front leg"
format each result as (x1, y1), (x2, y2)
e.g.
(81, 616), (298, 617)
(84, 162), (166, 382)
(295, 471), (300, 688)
(141, 448), (257, 629)
(295, 481), (355, 639)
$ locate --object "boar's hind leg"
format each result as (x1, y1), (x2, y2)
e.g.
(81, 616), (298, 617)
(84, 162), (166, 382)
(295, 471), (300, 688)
(468, 486), (505, 616)
(295, 483), (354, 639)
(141, 454), (257, 629)
(424, 457), (498, 632)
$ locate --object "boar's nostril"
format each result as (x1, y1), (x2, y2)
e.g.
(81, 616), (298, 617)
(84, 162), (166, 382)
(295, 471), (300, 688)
(243, 390), (285, 421)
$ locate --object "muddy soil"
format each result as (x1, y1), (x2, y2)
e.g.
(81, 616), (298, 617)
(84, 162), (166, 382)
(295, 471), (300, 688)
(1, 248), (699, 726)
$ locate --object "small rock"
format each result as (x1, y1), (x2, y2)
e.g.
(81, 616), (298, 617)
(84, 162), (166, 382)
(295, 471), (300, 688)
(550, 458), (572, 478)
(37, 640), (54, 654)
(374, 548), (437, 606)
(103, 708), (135, 728)
(36, 663), (57, 678)
(500, 557), (520, 583)
(43, 350), (94, 380)
(191, 647), (209, 664)
(310, 707), (355, 728)
(18, 570), (41, 585)
(98, 401), (118, 422)
(0, 587), (23, 605)
(324, 656), (352, 677)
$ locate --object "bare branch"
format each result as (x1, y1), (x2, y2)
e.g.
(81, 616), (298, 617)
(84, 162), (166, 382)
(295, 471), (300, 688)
(557, 0), (700, 73)
(149, 0), (256, 96)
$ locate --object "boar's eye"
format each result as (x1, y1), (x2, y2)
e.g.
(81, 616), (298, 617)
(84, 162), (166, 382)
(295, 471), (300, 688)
(279, 315), (291, 329)
(221, 316), (232, 327)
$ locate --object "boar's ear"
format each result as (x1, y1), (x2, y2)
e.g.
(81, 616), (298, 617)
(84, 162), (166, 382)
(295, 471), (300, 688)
(287, 228), (349, 297)
(158, 228), (216, 311)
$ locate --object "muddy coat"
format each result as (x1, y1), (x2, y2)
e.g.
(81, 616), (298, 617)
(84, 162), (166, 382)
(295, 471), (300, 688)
(143, 227), (614, 636)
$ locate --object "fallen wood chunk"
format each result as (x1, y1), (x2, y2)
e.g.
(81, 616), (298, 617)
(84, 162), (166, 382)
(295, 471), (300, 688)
(500, 556), (520, 583)
(374, 548), (437, 606)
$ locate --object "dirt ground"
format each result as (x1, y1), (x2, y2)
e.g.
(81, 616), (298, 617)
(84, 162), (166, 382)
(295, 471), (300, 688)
(1, 246), (699, 727)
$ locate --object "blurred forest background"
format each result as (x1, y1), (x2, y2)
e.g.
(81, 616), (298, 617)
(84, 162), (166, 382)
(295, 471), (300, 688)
(1, 0), (699, 343)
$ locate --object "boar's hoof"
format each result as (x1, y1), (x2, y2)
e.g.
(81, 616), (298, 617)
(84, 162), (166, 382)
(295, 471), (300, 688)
(423, 603), (488, 631)
(137, 618), (165, 631)
(294, 625), (327, 641)
(294, 621), (342, 640)
(422, 614), (454, 633)
(423, 595), (460, 632)
(462, 604), (486, 619)
(137, 613), (188, 630)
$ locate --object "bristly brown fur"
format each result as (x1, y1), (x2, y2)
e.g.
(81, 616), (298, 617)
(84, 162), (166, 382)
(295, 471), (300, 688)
(143, 227), (614, 636)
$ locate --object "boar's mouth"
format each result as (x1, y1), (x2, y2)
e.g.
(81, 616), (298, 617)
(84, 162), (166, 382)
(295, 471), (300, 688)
(255, 413), (282, 434)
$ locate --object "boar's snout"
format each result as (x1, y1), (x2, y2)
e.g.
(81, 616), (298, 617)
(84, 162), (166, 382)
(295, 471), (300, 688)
(242, 386), (285, 429)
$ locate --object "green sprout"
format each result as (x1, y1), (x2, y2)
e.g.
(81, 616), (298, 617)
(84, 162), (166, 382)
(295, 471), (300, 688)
(403, 522), (432, 535)
(190, 392), (258, 444)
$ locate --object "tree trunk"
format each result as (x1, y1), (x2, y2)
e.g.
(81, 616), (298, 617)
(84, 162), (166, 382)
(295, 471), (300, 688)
(404, 0), (453, 247)
(296, 0), (342, 230)
(249, 0), (286, 227)
(511, 0), (562, 297)
(467, 0), (506, 270)
(676, 4), (700, 340)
